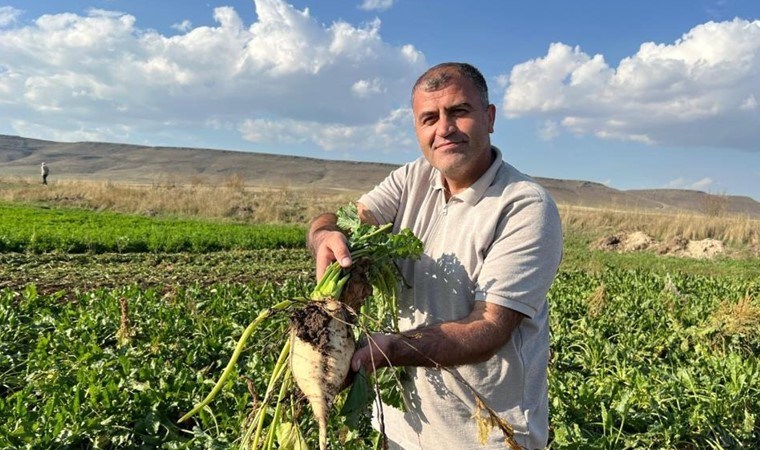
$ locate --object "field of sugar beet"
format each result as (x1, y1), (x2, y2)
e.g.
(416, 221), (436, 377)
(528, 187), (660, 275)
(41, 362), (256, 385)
(1, 198), (758, 449)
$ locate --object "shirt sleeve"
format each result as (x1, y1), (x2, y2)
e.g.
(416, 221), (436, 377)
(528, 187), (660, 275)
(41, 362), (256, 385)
(474, 187), (563, 319)
(358, 163), (411, 225)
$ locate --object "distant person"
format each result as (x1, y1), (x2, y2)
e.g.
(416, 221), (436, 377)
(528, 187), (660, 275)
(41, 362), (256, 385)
(41, 162), (49, 185)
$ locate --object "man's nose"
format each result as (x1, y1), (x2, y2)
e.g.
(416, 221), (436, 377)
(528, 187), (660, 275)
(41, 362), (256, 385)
(436, 115), (456, 137)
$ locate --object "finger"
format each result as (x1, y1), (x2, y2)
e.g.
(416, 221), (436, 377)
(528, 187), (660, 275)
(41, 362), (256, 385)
(324, 231), (351, 268)
(336, 251), (352, 269)
(316, 235), (351, 280)
(351, 347), (366, 372)
(340, 366), (357, 391)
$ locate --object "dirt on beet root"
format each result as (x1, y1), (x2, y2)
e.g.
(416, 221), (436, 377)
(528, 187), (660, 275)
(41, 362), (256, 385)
(290, 302), (354, 354)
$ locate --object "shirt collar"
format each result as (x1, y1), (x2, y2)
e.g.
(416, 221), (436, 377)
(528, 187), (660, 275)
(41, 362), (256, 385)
(431, 146), (503, 206)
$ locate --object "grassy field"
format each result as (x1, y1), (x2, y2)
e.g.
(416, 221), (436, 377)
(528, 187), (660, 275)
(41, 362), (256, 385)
(0, 202), (306, 253)
(3, 177), (759, 251)
(1, 184), (758, 449)
(0, 177), (357, 224)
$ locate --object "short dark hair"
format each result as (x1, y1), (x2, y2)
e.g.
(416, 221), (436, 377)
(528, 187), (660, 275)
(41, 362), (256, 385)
(411, 62), (489, 108)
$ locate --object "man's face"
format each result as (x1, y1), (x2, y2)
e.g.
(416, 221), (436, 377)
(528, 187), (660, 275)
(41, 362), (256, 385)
(412, 73), (496, 190)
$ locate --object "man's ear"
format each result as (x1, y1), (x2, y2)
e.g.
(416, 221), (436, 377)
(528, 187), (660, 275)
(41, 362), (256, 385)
(487, 104), (496, 133)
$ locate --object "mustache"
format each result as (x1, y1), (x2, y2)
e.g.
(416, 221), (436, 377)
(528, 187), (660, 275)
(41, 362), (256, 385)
(433, 137), (467, 149)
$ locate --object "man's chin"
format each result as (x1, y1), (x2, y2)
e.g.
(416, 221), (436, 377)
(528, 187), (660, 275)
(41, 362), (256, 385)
(434, 157), (468, 177)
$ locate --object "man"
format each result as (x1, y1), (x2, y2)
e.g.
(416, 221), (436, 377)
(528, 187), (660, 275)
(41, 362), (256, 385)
(41, 162), (49, 185)
(308, 62), (563, 449)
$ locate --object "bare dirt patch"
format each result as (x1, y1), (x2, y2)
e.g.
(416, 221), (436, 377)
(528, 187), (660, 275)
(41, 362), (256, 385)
(684, 239), (725, 259)
(593, 232), (726, 259)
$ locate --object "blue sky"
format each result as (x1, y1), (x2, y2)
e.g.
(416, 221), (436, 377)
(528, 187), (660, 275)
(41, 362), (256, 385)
(1, 0), (759, 201)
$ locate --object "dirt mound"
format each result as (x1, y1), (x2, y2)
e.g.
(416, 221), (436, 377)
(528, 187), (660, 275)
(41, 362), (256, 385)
(593, 232), (725, 259)
(594, 231), (655, 252)
(685, 239), (725, 259)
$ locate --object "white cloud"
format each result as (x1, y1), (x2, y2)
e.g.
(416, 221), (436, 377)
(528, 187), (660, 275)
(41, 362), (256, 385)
(538, 120), (559, 141)
(691, 177), (715, 191)
(665, 177), (714, 191)
(359, 0), (395, 12)
(740, 94), (757, 110)
(352, 78), (385, 97)
(0, 0), (426, 156)
(239, 106), (415, 153)
(502, 19), (760, 151)
(171, 20), (193, 33)
(0, 6), (22, 27)
(12, 119), (134, 144)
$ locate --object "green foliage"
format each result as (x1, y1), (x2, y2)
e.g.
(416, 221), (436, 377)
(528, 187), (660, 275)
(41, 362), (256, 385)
(312, 203), (423, 303)
(548, 268), (760, 448)
(336, 203), (423, 265)
(0, 282), (297, 449)
(189, 203), (424, 449)
(0, 249), (313, 295)
(1, 201), (758, 448)
(3, 267), (757, 449)
(0, 201), (305, 253)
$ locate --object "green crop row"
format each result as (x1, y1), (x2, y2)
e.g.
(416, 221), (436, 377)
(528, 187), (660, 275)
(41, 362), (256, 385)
(1, 266), (757, 449)
(549, 268), (759, 448)
(0, 202), (306, 253)
(0, 282), (329, 449)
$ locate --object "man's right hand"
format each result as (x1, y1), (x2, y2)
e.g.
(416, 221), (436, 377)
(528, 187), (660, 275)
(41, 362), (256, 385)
(307, 212), (353, 280)
(307, 204), (378, 280)
(312, 229), (352, 280)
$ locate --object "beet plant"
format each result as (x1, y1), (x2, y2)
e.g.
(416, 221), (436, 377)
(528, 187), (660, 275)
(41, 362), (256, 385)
(180, 203), (424, 449)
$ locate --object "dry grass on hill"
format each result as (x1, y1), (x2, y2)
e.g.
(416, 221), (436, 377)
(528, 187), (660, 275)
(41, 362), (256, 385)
(0, 176), (358, 224)
(559, 205), (759, 247)
(3, 176), (759, 253)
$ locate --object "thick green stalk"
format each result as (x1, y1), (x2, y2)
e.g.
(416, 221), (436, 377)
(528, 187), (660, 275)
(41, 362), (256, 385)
(179, 299), (294, 423)
(311, 260), (350, 300)
(246, 340), (292, 450)
(351, 222), (393, 243)
(264, 371), (293, 449)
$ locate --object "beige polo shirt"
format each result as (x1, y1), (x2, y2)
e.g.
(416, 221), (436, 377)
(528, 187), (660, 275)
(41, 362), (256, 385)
(359, 147), (563, 449)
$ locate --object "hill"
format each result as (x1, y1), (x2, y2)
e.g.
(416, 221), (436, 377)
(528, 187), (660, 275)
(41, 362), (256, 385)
(2, 134), (759, 217)
(0, 134), (396, 193)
